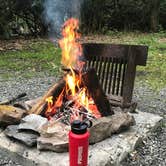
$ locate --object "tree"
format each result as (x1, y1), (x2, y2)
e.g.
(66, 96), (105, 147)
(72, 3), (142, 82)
(149, 0), (161, 32)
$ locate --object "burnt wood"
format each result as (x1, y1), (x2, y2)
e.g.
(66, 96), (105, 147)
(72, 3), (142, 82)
(0, 105), (26, 126)
(82, 43), (148, 108)
(82, 68), (114, 116)
(83, 43), (148, 66)
(29, 78), (66, 115)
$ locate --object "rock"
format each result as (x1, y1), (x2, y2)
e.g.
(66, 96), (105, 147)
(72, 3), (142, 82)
(0, 105), (26, 126)
(39, 119), (70, 137)
(18, 114), (48, 133)
(4, 125), (39, 147)
(0, 111), (162, 166)
(89, 117), (111, 144)
(37, 137), (68, 153)
(110, 111), (135, 133)
(38, 112), (135, 151)
(24, 97), (42, 109)
(37, 120), (70, 152)
(89, 112), (135, 144)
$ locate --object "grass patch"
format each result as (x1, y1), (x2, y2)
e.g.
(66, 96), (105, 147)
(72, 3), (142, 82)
(0, 39), (62, 78)
(106, 31), (166, 90)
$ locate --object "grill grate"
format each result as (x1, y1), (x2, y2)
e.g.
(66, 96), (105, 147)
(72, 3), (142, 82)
(83, 43), (148, 108)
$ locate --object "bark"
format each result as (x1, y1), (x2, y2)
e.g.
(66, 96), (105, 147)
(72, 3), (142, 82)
(0, 105), (26, 126)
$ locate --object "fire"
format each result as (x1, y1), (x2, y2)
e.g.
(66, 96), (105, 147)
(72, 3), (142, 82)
(45, 18), (101, 121)
(45, 89), (64, 119)
(59, 18), (82, 69)
(65, 67), (79, 96)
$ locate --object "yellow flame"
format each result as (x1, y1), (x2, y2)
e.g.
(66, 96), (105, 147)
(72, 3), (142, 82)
(59, 18), (82, 69)
(78, 88), (89, 109)
(46, 96), (53, 106)
(66, 68), (76, 96)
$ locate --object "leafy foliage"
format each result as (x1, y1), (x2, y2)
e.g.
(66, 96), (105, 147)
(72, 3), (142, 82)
(81, 0), (166, 33)
(0, 0), (46, 39)
(159, 0), (166, 29)
(0, 0), (166, 38)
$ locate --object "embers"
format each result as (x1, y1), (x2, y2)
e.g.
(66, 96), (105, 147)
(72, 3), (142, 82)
(44, 68), (112, 124)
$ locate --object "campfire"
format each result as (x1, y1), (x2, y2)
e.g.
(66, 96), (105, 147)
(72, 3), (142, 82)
(30, 18), (114, 123)
(0, 18), (136, 153)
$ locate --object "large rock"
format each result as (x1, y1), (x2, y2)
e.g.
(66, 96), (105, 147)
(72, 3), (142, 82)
(0, 105), (26, 126)
(18, 114), (48, 133)
(4, 125), (39, 147)
(0, 111), (162, 166)
(89, 111), (135, 144)
(37, 137), (68, 153)
(37, 112), (135, 152)
(37, 120), (70, 152)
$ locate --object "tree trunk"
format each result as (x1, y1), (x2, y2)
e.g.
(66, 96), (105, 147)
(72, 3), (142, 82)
(150, 0), (160, 32)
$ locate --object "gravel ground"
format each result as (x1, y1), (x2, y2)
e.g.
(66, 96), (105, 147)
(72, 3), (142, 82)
(122, 82), (166, 166)
(0, 76), (165, 166)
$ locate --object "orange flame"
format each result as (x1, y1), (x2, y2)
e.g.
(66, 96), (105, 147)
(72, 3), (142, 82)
(45, 18), (101, 120)
(59, 18), (82, 69)
(45, 89), (64, 118)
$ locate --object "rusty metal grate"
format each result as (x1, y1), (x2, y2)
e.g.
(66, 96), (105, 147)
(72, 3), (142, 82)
(82, 43), (148, 108)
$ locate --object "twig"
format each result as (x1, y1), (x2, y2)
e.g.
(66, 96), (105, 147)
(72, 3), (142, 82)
(0, 93), (27, 105)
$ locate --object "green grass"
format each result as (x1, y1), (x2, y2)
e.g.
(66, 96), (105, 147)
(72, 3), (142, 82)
(105, 31), (166, 90)
(0, 32), (166, 90)
(0, 39), (62, 78)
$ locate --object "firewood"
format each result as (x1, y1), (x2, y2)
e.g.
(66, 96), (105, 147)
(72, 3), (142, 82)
(0, 105), (26, 126)
(82, 68), (114, 116)
(29, 78), (66, 115)
(0, 93), (27, 105)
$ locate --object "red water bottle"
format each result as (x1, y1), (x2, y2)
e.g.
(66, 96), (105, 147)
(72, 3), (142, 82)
(69, 120), (92, 166)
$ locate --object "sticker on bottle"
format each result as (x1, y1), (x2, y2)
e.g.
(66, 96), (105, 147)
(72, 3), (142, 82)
(78, 146), (83, 164)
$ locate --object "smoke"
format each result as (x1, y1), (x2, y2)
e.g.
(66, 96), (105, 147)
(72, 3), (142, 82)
(44, 0), (83, 39)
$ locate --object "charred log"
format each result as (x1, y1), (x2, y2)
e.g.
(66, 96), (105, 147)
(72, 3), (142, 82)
(29, 78), (66, 115)
(82, 68), (114, 116)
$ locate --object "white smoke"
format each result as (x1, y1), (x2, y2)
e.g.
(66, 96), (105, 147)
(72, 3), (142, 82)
(44, 0), (83, 39)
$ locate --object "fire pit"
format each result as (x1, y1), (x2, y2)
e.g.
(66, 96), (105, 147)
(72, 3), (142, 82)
(0, 18), (148, 154)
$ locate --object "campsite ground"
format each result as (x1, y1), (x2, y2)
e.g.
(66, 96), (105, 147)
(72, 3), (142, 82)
(0, 32), (166, 165)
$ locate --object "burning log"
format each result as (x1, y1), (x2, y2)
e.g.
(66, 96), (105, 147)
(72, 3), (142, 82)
(29, 78), (66, 115)
(82, 68), (114, 116)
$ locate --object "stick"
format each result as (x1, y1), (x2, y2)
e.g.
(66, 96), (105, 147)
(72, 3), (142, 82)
(0, 93), (27, 105)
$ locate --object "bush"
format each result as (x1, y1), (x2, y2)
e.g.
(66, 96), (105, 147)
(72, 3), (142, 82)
(81, 0), (166, 33)
(0, 0), (46, 39)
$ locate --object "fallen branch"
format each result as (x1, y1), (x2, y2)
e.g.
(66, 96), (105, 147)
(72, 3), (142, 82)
(0, 93), (27, 105)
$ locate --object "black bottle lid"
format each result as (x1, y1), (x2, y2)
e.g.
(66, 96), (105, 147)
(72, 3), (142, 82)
(71, 120), (88, 135)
